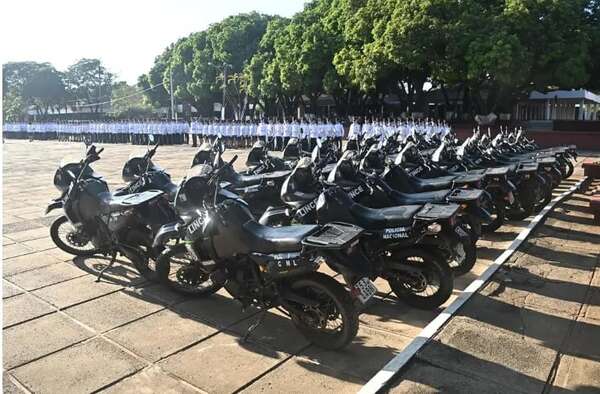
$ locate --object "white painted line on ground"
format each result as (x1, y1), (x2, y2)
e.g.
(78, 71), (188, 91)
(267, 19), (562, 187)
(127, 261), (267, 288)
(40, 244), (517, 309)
(359, 177), (587, 394)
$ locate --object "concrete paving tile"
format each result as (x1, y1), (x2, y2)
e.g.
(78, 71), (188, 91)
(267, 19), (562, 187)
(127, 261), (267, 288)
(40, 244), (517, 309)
(6, 262), (87, 291)
(2, 243), (34, 259)
(552, 354), (600, 393)
(3, 372), (26, 394)
(3, 237), (16, 246)
(32, 274), (122, 309)
(241, 356), (365, 393)
(11, 338), (145, 394)
(21, 237), (57, 253)
(131, 283), (188, 306)
(3, 293), (55, 328)
(160, 331), (287, 393)
(359, 297), (434, 338)
(107, 309), (217, 362)
(5, 227), (50, 242)
(70, 255), (147, 287)
(564, 317), (600, 361)
(389, 359), (519, 394)
(172, 289), (257, 329)
(3, 280), (24, 299)
(298, 327), (411, 381)
(228, 308), (311, 354)
(100, 365), (202, 394)
(3, 251), (62, 277)
(3, 215), (24, 225)
(3, 312), (94, 369)
(584, 287), (600, 322)
(64, 291), (164, 332)
(462, 289), (576, 350)
(418, 316), (557, 393)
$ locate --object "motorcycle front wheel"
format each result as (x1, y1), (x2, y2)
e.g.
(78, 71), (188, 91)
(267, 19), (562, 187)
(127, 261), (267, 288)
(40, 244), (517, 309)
(156, 245), (223, 296)
(386, 249), (453, 310)
(285, 272), (358, 350)
(50, 215), (99, 256)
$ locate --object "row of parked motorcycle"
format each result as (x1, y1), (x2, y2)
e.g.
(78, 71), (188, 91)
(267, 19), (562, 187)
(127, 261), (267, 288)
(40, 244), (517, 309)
(46, 128), (577, 349)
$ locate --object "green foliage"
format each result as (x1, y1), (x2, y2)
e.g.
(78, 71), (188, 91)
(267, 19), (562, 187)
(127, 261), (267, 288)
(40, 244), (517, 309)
(110, 81), (153, 119)
(65, 58), (114, 112)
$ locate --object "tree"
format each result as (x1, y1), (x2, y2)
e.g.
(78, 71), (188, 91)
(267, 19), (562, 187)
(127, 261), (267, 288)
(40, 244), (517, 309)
(110, 81), (153, 119)
(65, 58), (113, 113)
(22, 65), (66, 115)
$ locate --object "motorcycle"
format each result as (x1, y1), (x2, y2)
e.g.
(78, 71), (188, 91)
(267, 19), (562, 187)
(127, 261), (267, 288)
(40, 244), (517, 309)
(46, 145), (177, 280)
(152, 155), (367, 349)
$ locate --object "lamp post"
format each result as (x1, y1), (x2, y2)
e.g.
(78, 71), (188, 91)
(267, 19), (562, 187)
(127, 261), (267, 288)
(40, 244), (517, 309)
(209, 62), (233, 120)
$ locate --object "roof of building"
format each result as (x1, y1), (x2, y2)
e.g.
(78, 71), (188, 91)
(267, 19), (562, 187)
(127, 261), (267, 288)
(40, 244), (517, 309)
(529, 89), (600, 103)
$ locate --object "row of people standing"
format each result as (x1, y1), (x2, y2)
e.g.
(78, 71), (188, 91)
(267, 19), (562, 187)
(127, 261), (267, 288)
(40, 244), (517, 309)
(189, 119), (345, 149)
(3, 121), (190, 145)
(348, 118), (452, 141)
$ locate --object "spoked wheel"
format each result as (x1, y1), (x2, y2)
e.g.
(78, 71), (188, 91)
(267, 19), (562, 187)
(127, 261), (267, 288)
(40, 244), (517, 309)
(285, 273), (358, 350)
(386, 249), (453, 310)
(156, 245), (223, 296)
(50, 215), (99, 256)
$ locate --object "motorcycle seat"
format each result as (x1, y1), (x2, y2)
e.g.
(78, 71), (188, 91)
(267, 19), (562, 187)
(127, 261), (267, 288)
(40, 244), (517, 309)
(100, 190), (164, 213)
(234, 170), (291, 187)
(390, 189), (451, 205)
(408, 175), (455, 192)
(349, 203), (421, 230)
(243, 221), (318, 253)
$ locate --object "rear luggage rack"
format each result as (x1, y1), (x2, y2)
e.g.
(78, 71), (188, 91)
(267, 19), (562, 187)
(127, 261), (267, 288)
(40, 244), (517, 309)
(302, 222), (364, 249)
(415, 203), (459, 221)
(447, 188), (483, 202)
(485, 167), (509, 176)
(454, 173), (484, 184)
(517, 163), (539, 173)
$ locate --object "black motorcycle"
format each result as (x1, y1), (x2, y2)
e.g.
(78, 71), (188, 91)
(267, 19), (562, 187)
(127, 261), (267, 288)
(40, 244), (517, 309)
(153, 156), (366, 349)
(260, 157), (462, 309)
(46, 145), (177, 280)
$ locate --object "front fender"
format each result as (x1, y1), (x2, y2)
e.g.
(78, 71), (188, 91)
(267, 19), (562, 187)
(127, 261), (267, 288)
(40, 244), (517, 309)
(152, 222), (181, 248)
(45, 200), (63, 215)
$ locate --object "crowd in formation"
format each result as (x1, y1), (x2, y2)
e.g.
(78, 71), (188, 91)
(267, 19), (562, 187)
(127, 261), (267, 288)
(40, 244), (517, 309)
(3, 118), (452, 147)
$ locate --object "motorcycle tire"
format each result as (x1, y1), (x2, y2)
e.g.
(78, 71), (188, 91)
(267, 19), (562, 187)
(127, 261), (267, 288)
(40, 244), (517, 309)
(287, 272), (359, 350)
(156, 245), (224, 296)
(565, 160), (574, 179)
(50, 215), (99, 256)
(481, 200), (505, 234)
(387, 249), (453, 310)
(447, 234), (477, 276)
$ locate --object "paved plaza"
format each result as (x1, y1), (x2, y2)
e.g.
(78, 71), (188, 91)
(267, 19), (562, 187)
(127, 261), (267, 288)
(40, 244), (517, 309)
(2, 140), (599, 393)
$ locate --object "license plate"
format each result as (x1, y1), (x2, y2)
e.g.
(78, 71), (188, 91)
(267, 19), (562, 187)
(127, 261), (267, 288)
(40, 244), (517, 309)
(353, 277), (377, 304)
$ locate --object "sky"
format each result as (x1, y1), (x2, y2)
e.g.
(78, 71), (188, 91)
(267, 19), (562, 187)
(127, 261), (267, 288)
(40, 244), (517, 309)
(0, 0), (306, 84)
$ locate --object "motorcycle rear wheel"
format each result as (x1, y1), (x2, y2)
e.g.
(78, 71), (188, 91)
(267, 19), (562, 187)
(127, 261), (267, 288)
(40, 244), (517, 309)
(387, 249), (453, 310)
(286, 272), (358, 350)
(50, 215), (99, 256)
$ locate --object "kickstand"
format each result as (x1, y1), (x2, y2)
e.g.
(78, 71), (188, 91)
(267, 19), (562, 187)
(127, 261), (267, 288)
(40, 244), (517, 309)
(96, 252), (117, 282)
(242, 310), (266, 343)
